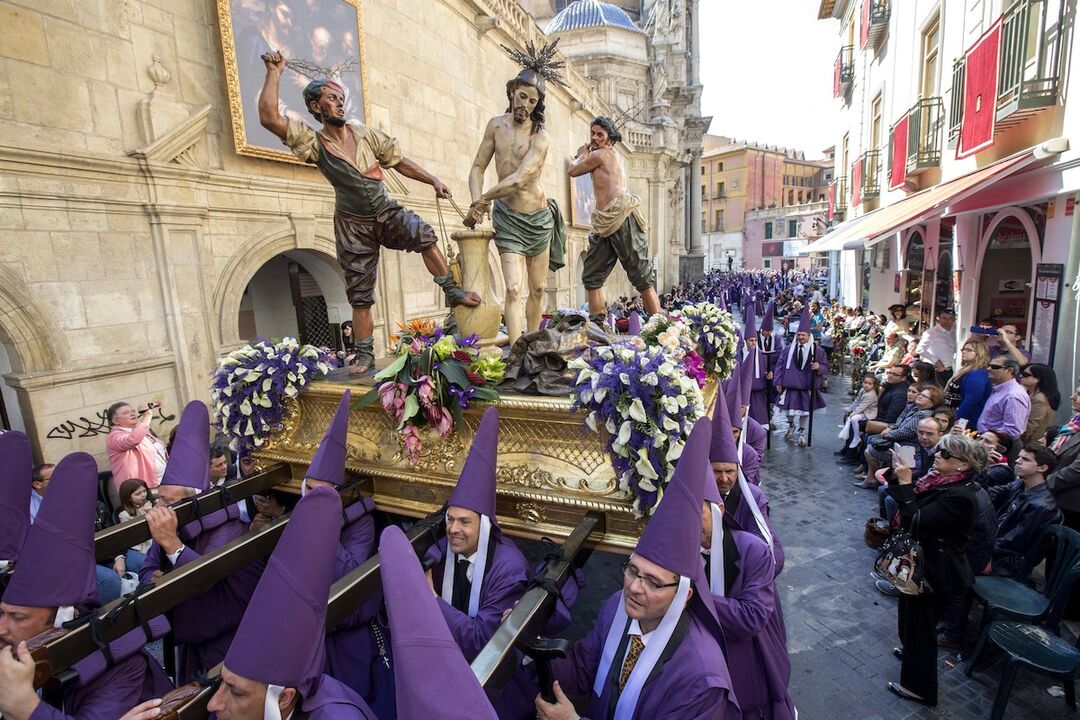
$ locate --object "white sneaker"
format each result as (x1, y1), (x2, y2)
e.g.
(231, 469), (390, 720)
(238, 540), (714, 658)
(798, 434), (807, 447)
(784, 425), (795, 440)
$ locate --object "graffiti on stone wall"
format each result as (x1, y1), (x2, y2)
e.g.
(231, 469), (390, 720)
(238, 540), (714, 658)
(46, 406), (176, 441)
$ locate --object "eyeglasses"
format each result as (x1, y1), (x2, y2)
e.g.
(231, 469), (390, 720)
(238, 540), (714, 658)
(988, 364), (1007, 370)
(936, 448), (954, 460)
(622, 562), (679, 592)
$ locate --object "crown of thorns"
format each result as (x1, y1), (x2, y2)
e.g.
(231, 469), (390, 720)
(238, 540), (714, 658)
(501, 39), (568, 88)
(284, 56), (358, 81)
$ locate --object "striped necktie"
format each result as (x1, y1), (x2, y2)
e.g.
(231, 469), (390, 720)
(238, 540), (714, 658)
(618, 635), (645, 690)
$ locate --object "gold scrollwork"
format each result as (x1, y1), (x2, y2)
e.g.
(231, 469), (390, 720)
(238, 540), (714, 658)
(496, 463), (621, 498)
(515, 501), (547, 525)
(390, 428), (465, 475)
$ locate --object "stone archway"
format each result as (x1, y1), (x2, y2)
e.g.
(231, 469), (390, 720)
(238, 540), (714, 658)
(975, 207), (1040, 338)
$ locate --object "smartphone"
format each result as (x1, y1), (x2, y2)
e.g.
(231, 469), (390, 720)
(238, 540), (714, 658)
(955, 418), (969, 431)
(969, 326), (999, 336)
(896, 445), (917, 467)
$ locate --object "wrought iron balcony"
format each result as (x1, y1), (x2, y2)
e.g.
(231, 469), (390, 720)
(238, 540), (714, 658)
(833, 46), (854, 98)
(851, 151), (880, 204)
(948, 58), (964, 147)
(997, 0), (1064, 124)
(906, 98), (944, 175)
(861, 0), (890, 51)
(833, 177), (847, 214)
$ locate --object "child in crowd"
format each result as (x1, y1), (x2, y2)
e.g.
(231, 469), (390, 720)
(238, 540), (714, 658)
(839, 373), (880, 449)
(117, 478), (153, 573)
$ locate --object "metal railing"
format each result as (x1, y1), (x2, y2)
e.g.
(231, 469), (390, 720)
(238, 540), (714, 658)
(834, 177), (848, 212)
(862, 150), (881, 199)
(834, 46), (854, 97)
(948, 58), (965, 147)
(906, 97), (944, 174)
(997, 0), (1064, 118)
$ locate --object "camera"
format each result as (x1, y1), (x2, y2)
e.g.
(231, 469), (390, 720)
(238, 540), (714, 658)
(969, 326), (999, 336)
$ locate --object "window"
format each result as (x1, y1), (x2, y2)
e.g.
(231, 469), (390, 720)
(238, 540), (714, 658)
(715, 209), (724, 231)
(841, 133), (850, 178)
(870, 92), (883, 149)
(764, 259), (772, 269)
(789, 219), (798, 236)
(718, 162), (724, 171)
(922, 15), (940, 98)
(716, 182), (725, 197)
(764, 222), (773, 239)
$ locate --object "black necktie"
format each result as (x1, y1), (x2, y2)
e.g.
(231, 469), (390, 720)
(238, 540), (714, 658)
(797, 345), (804, 368)
(451, 558), (472, 611)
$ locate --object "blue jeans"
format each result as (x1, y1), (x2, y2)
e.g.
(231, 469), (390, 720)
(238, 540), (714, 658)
(95, 564), (121, 604)
(878, 485), (898, 522)
(124, 550), (146, 575)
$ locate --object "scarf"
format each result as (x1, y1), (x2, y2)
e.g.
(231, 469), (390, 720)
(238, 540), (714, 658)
(914, 470), (969, 495)
(1051, 414), (1080, 452)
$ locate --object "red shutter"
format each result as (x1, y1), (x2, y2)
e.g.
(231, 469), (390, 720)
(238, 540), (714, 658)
(828, 182), (836, 220)
(834, 56), (841, 97)
(860, 0), (870, 49)
(957, 19), (1003, 159)
(852, 160), (862, 207)
(890, 115), (909, 190)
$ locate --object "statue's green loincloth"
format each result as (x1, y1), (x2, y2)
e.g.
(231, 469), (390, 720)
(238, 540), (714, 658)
(492, 199), (567, 272)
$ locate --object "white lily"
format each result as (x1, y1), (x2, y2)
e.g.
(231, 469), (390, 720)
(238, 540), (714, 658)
(635, 448), (659, 480)
(628, 398), (647, 423)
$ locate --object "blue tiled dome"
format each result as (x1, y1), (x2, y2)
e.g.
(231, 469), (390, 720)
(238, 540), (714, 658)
(547, 0), (645, 34)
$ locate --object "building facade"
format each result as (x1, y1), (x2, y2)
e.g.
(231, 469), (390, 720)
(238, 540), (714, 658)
(0, 0), (705, 465)
(811, 0), (1079, 406)
(745, 202), (829, 272)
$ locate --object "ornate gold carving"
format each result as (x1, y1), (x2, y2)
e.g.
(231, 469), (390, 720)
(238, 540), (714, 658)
(515, 501), (547, 525)
(390, 428), (465, 475)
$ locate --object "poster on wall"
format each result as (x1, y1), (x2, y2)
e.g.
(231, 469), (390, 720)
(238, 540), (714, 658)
(216, 0), (368, 163)
(1030, 263), (1064, 364)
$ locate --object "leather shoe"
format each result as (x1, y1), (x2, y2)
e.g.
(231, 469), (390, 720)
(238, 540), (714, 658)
(875, 579), (900, 597)
(887, 682), (934, 706)
(892, 647), (903, 660)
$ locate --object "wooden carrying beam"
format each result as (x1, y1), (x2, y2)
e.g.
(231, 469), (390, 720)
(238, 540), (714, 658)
(470, 512), (604, 695)
(94, 464), (293, 562)
(152, 513), (447, 719)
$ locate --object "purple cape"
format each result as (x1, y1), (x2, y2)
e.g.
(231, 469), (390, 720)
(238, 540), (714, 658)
(745, 418), (767, 457)
(772, 342), (828, 412)
(302, 674), (379, 720)
(724, 482), (785, 578)
(0, 431), (32, 563)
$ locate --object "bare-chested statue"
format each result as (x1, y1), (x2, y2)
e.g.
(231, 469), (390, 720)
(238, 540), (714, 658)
(466, 43), (567, 345)
(257, 51), (480, 374)
(569, 116), (660, 320)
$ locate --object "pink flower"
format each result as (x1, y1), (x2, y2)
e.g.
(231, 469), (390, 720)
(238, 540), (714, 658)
(416, 375), (436, 408)
(425, 405), (453, 437)
(378, 382), (407, 420)
(683, 351), (707, 389)
(410, 338), (425, 355)
(402, 424), (423, 464)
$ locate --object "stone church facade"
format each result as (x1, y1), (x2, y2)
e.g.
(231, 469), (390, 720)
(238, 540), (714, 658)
(0, 0), (706, 465)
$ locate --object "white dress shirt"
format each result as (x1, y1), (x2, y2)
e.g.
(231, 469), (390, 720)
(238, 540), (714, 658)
(916, 323), (957, 368)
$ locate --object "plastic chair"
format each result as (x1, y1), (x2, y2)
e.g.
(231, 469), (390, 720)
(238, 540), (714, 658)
(967, 524), (1080, 675)
(981, 622), (1080, 720)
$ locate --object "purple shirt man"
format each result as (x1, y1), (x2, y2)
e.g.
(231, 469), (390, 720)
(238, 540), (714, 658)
(977, 359), (1031, 440)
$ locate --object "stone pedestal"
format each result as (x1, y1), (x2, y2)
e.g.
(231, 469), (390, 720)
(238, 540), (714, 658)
(679, 253), (705, 285)
(451, 229), (502, 350)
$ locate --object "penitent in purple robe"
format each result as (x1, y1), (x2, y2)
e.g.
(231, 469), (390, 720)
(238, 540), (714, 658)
(707, 530), (795, 720)
(324, 498), (392, 716)
(745, 417), (767, 458)
(424, 532), (528, 662)
(742, 349), (771, 428)
(139, 509), (263, 682)
(772, 341), (828, 413)
(301, 674), (379, 719)
(741, 444), (762, 486)
(724, 482), (785, 578)
(551, 591), (740, 719)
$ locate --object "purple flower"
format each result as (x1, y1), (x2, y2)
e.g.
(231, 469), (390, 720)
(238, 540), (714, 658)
(402, 424), (423, 464)
(448, 384), (476, 408)
(378, 382), (408, 420)
(683, 351), (707, 389)
(425, 405), (453, 437)
(416, 375), (436, 407)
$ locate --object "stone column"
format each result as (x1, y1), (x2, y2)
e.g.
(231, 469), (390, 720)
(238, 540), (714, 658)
(680, 150), (705, 283)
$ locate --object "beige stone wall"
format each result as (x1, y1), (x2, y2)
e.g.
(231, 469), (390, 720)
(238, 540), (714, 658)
(0, 0), (685, 465)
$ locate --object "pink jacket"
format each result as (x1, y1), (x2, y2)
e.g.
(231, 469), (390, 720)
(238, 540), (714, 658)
(107, 425), (167, 490)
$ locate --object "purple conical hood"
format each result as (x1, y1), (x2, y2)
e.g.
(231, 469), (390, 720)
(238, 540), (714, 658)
(306, 391), (350, 485)
(709, 386), (739, 464)
(628, 312), (642, 335)
(160, 401), (210, 491)
(760, 301), (775, 332)
(5, 452), (99, 609)
(738, 357), (753, 409)
(380, 525), (498, 719)
(742, 305), (757, 340)
(797, 306), (812, 334)
(635, 417), (711, 579)
(225, 485), (342, 697)
(703, 461), (723, 505)
(725, 364), (743, 424)
(0, 431), (32, 562)
(448, 407), (499, 523)
(718, 294), (728, 312)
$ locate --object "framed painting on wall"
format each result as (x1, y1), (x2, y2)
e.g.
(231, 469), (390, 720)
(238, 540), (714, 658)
(569, 172), (597, 230)
(216, 0), (368, 163)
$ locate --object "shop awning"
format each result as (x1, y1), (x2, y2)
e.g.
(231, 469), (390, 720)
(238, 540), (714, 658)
(799, 142), (1062, 255)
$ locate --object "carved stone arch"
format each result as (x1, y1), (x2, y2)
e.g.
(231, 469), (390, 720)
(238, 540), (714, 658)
(974, 207), (1041, 337)
(213, 225), (341, 347)
(0, 266), (65, 374)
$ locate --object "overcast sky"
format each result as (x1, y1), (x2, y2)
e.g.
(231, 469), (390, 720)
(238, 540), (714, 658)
(699, 2), (842, 158)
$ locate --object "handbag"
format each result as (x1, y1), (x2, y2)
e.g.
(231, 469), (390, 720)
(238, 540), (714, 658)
(870, 435), (895, 452)
(874, 514), (932, 595)
(863, 517), (891, 549)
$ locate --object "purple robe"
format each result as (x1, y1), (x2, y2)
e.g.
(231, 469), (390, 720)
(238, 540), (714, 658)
(724, 482), (785, 578)
(707, 531), (795, 720)
(139, 510), (263, 682)
(324, 499), (390, 714)
(741, 349), (771, 427)
(772, 341), (828, 413)
(28, 649), (172, 720)
(741, 444), (761, 486)
(424, 532), (529, 662)
(745, 418), (766, 458)
(551, 591), (740, 719)
(303, 673), (380, 719)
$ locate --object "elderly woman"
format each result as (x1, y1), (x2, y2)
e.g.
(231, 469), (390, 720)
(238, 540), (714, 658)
(855, 384), (943, 487)
(885, 434), (987, 706)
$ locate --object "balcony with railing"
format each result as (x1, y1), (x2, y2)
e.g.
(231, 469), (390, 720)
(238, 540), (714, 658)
(860, 0), (890, 51)
(833, 46), (854, 98)
(861, 150), (881, 200)
(906, 98), (944, 174)
(948, 58), (965, 147)
(830, 177), (847, 220)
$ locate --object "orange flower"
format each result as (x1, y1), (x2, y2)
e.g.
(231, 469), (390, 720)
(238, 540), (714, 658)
(402, 318), (436, 336)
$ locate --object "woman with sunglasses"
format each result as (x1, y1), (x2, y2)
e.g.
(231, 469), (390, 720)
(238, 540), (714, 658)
(943, 341), (993, 427)
(1019, 363), (1061, 444)
(884, 434), (988, 706)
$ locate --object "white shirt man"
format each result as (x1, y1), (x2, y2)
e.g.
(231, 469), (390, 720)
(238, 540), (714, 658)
(915, 311), (957, 372)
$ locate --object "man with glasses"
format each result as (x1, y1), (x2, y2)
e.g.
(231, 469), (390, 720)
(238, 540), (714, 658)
(990, 324), (1032, 365)
(977, 357), (1030, 441)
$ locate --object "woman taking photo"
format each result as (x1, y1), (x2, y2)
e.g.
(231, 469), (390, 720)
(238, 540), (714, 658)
(943, 341), (993, 427)
(855, 384), (943, 487)
(1019, 363), (1060, 444)
(885, 434), (987, 706)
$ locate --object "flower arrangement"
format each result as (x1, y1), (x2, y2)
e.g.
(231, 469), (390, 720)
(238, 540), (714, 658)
(675, 302), (740, 381)
(211, 338), (332, 452)
(570, 342), (705, 517)
(639, 312), (696, 361)
(355, 320), (504, 464)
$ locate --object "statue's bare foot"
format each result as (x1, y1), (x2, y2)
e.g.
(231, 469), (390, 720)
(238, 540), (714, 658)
(348, 358), (374, 376)
(349, 338), (375, 376)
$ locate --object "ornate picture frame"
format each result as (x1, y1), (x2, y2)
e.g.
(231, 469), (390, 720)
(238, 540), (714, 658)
(215, 0), (369, 164)
(569, 171), (596, 230)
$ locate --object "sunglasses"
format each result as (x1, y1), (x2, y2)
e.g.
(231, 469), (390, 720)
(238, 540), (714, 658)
(936, 448), (954, 460)
(1020, 371), (1034, 378)
(988, 364), (1007, 370)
